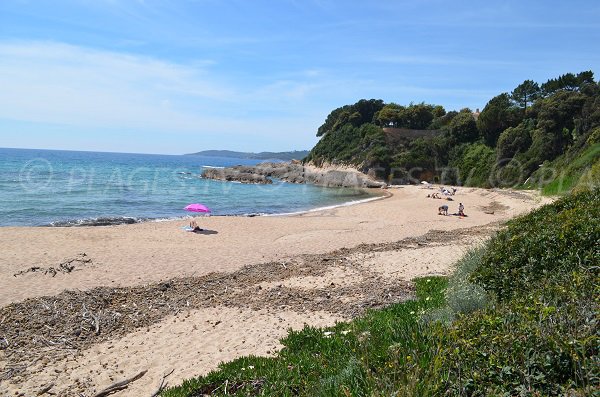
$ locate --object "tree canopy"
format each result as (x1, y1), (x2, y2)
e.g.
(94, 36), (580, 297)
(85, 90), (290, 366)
(477, 93), (522, 146)
(511, 80), (540, 112)
(306, 70), (600, 189)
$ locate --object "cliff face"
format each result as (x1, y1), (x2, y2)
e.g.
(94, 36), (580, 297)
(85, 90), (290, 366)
(201, 162), (387, 188)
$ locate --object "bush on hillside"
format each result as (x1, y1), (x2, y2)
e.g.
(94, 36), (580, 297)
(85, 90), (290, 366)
(437, 189), (599, 395)
(472, 189), (599, 301)
(448, 143), (495, 186)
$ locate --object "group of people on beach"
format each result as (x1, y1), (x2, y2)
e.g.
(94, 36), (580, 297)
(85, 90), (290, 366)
(438, 202), (465, 217)
(428, 192), (453, 200)
(432, 186), (465, 217)
(427, 186), (457, 201)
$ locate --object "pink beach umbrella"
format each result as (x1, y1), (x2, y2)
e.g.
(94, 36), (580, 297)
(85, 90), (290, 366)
(184, 203), (211, 213)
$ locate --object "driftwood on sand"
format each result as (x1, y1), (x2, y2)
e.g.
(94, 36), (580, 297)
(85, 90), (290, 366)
(92, 369), (147, 397)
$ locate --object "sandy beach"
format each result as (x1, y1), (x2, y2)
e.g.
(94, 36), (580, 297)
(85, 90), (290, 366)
(0, 186), (551, 396)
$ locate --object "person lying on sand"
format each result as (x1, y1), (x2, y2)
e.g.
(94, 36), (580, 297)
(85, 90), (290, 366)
(438, 205), (449, 215)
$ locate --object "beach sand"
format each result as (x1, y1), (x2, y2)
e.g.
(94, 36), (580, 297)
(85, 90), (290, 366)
(0, 186), (551, 396)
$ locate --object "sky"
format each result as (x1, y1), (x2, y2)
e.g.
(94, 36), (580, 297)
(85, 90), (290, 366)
(1, 0), (599, 154)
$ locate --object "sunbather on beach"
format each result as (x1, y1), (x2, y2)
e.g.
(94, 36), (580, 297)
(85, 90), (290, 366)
(190, 220), (202, 232)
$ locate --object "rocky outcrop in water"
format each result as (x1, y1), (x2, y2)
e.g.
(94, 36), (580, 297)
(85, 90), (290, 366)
(201, 168), (273, 184)
(201, 162), (387, 188)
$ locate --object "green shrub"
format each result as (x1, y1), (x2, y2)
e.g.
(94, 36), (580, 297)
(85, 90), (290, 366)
(437, 189), (600, 396)
(445, 246), (490, 315)
(448, 143), (496, 186)
(573, 158), (600, 192)
(472, 188), (600, 301)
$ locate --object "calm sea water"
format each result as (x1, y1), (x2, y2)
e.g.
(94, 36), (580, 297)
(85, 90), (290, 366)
(0, 148), (377, 226)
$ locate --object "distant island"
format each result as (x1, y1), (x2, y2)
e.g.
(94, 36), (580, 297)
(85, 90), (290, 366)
(186, 149), (310, 161)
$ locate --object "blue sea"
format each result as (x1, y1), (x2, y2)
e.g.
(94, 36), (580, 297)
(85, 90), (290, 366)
(0, 148), (378, 226)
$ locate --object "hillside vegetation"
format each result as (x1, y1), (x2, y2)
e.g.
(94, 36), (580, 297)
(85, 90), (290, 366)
(305, 71), (600, 194)
(163, 188), (599, 396)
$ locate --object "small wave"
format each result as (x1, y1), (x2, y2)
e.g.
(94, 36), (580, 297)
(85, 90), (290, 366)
(48, 216), (144, 227)
(264, 195), (386, 217)
(201, 165), (225, 169)
(243, 212), (267, 217)
(149, 216), (200, 223)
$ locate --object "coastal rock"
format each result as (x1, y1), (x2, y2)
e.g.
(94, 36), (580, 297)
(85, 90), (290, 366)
(200, 162), (386, 188)
(303, 168), (386, 188)
(201, 168), (273, 184)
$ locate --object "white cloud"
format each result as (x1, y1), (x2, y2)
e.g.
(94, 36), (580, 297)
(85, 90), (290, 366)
(0, 41), (240, 130)
(0, 41), (330, 152)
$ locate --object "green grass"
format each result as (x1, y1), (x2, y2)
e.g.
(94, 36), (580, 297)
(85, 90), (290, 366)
(541, 174), (579, 195)
(163, 189), (599, 397)
(538, 143), (600, 195)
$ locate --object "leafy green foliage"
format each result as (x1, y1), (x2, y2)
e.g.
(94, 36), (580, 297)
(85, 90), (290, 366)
(527, 141), (600, 195)
(374, 102), (443, 129)
(306, 122), (390, 171)
(495, 121), (533, 161)
(541, 71), (595, 96)
(388, 135), (454, 183)
(306, 71), (599, 190)
(316, 99), (384, 137)
(511, 79), (541, 112)
(473, 189), (600, 301)
(448, 143), (495, 187)
(477, 93), (523, 146)
(439, 190), (600, 395)
(446, 110), (479, 143)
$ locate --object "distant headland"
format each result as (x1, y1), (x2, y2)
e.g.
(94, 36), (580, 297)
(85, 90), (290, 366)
(185, 149), (309, 161)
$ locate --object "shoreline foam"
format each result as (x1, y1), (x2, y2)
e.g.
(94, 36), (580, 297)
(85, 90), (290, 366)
(265, 189), (390, 217)
(34, 188), (386, 227)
